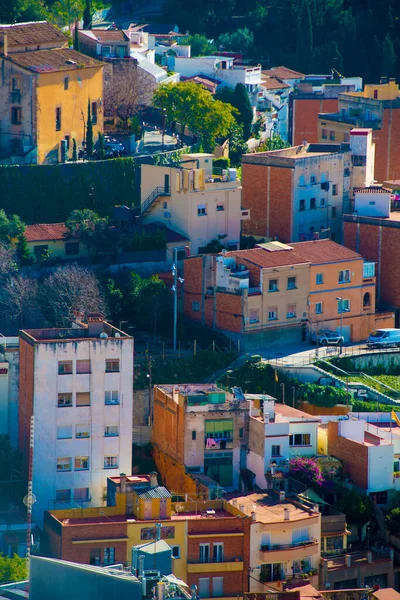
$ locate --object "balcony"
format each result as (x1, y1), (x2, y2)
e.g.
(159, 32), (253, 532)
(363, 262), (375, 279)
(260, 539), (318, 553)
(204, 438), (233, 450)
(187, 557), (244, 574)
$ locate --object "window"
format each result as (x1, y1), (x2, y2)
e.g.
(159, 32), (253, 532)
(373, 89), (378, 99)
(249, 309), (259, 323)
(338, 269), (351, 284)
(329, 130), (335, 141)
(11, 77), (20, 91)
(65, 241), (79, 255)
(310, 175), (316, 184)
(292, 527), (310, 544)
(260, 563), (283, 582)
(268, 307), (278, 321)
(57, 425), (72, 439)
(289, 433), (311, 446)
(338, 298), (350, 312)
(104, 425), (119, 437)
(57, 457), (71, 471)
(299, 175), (305, 186)
(212, 577), (224, 597)
(199, 543), (210, 563)
(171, 545), (180, 559)
(332, 184), (338, 196)
(163, 201), (168, 209)
(74, 487), (89, 502)
(286, 304), (296, 318)
(76, 392), (90, 407)
(74, 456), (89, 470)
(216, 204), (224, 211)
(316, 273), (324, 285)
(34, 244), (48, 260)
(105, 359), (119, 373)
(344, 167), (350, 176)
(103, 547), (116, 565)
(205, 420), (233, 441)
(58, 393), (72, 407)
(271, 444), (281, 457)
(11, 107), (22, 125)
(91, 102), (98, 125)
(363, 292), (371, 308)
(352, 155), (366, 167)
(315, 302), (323, 314)
(192, 301), (200, 312)
(64, 134), (70, 150)
(197, 204), (207, 216)
(198, 578), (210, 597)
(299, 199), (305, 211)
(101, 45), (112, 56)
(269, 279), (278, 292)
(76, 359), (91, 374)
(56, 489), (71, 502)
(213, 543), (224, 562)
(363, 262), (375, 278)
(76, 424), (90, 438)
(58, 361), (73, 375)
(322, 128), (327, 139)
(56, 107), (61, 131)
(191, 430), (197, 441)
(344, 133), (350, 142)
(239, 427), (244, 438)
(64, 76), (69, 90)
(331, 206), (337, 218)
(310, 198), (316, 210)
(320, 197), (326, 207)
(90, 548), (101, 566)
(104, 455), (118, 469)
(105, 390), (119, 405)
(287, 277), (296, 290)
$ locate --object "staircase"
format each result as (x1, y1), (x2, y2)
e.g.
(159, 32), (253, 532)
(141, 186), (171, 215)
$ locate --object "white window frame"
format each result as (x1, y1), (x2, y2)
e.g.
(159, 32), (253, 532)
(315, 302), (323, 314)
(57, 457), (71, 472)
(57, 425), (72, 439)
(104, 455), (119, 469)
(268, 308), (278, 321)
(76, 425), (90, 438)
(316, 273), (324, 285)
(338, 269), (351, 284)
(105, 390), (119, 405)
(104, 425), (119, 437)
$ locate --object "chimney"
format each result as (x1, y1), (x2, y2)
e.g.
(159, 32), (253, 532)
(150, 471), (158, 488)
(284, 507), (290, 520)
(119, 473), (127, 494)
(0, 33), (8, 56)
(87, 312), (105, 336)
(279, 490), (286, 503)
(251, 511), (256, 521)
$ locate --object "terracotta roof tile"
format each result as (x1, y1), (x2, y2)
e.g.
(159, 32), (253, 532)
(262, 65), (305, 80)
(261, 76), (290, 91)
(25, 223), (69, 242)
(289, 239), (362, 263)
(0, 21), (67, 46)
(90, 29), (129, 42)
(7, 47), (102, 73)
(227, 247), (309, 269)
(274, 404), (320, 421)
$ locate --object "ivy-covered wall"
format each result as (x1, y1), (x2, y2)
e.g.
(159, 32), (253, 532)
(0, 158), (140, 223)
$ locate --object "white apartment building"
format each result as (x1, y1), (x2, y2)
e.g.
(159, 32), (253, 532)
(246, 397), (320, 489)
(140, 153), (248, 255)
(18, 315), (133, 525)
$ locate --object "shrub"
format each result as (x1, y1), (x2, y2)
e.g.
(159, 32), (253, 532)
(288, 457), (324, 488)
(213, 157), (230, 171)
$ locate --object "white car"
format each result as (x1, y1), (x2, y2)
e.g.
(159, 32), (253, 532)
(311, 331), (344, 347)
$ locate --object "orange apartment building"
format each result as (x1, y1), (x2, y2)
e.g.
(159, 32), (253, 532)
(318, 78), (400, 182)
(183, 239), (392, 347)
(289, 90), (339, 146)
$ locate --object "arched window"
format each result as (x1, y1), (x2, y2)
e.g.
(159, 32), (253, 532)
(363, 292), (371, 308)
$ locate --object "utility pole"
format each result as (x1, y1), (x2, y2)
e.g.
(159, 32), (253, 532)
(24, 416), (36, 584)
(172, 248), (177, 352)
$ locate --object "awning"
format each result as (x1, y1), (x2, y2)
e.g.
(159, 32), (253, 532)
(298, 488), (329, 506)
(164, 574), (189, 587)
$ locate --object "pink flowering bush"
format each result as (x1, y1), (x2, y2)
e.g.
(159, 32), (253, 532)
(288, 457), (324, 488)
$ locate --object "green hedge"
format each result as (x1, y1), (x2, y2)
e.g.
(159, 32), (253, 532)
(0, 158), (140, 223)
(213, 157), (230, 170)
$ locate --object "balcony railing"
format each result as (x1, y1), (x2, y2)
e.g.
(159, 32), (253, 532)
(260, 538), (318, 552)
(188, 556), (243, 564)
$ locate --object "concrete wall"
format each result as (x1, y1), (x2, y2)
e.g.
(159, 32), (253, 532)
(354, 191), (390, 218)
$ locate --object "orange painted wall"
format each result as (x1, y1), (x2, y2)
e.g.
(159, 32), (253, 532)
(292, 97), (339, 145)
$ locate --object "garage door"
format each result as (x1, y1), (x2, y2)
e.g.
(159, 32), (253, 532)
(336, 325), (351, 342)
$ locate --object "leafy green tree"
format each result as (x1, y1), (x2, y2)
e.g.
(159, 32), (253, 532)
(228, 122), (249, 166)
(65, 209), (108, 254)
(126, 272), (170, 338)
(104, 278), (124, 321)
(97, 132), (105, 160)
(16, 234), (32, 266)
(386, 506), (400, 536)
(382, 34), (397, 78)
(336, 491), (374, 527)
(254, 134), (289, 152)
(179, 34), (216, 56)
(73, 24), (80, 51)
(0, 211), (25, 244)
(86, 99), (93, 157)
(232, 83), (253, 141)
(0, 554), (27, 584)
(83, 0), (91, 28)
(217, 27), (255, 57)
(296, 0), (313, 72)
(194, 99), (236, 151)
(214, 87), (235, 105)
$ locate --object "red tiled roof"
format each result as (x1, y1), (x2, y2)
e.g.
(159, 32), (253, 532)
(0, 21), (67, 46)
(227, 247), (309, 269)
(7, 48), (102, 73)
(92, 29), (129, 42)
(274, 404), (320, 421)
(262, 66), (305, 80)
(289, 239), (362, 263)
(25, 223), (69, 242)
(261, 76), (290, 91)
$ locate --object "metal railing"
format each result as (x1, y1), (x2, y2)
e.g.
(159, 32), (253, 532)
(141, 186), (171, 215)
(260, 538), (318, 552)
(188, 556), (243, 564)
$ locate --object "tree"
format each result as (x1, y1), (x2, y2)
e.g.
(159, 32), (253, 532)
(104, 278), (124, 321)
(0, 276), (43, 329)
(97, 132), (105, 160)
(105, 61), (139, 128)
(86, 99), (93, 157)
(232, 83), (253, 140)
(0, 243), (17, 284)
(16, 234), (32, 266)
(126, 272), (170, 338)
(0, 554), (27, 585)
(217, 27), (255, 57)
(296, 0), (313, 72)
(0, 210), (25, 244)
(336, 490), (374, 527)
(386, 506), (400, 536)
(382, 34), (397, 78)
(288, 457), (324, 488)
(228, 122), (249, 166)
(40, 265), (107, 327)
(72, 138), (77, 161)
(73, 24), (80, 51)
(83, 0), (91, 28)
(253, 134), (289, 152)
(179, 34), (216, 57)
(194, 99), (236, 151)
(65, 209), (109, 254)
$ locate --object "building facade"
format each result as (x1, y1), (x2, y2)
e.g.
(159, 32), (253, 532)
(140, 153), (247, 254)
(18, 316), (133, 525)
(0, 21), (103, 165)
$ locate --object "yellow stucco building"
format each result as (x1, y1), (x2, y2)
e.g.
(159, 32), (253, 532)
(0, 21), (103, 164)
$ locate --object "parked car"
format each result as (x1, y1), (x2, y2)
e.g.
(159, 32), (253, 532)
(311, 330), (344, 346)
(366, 328), (400, 349)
